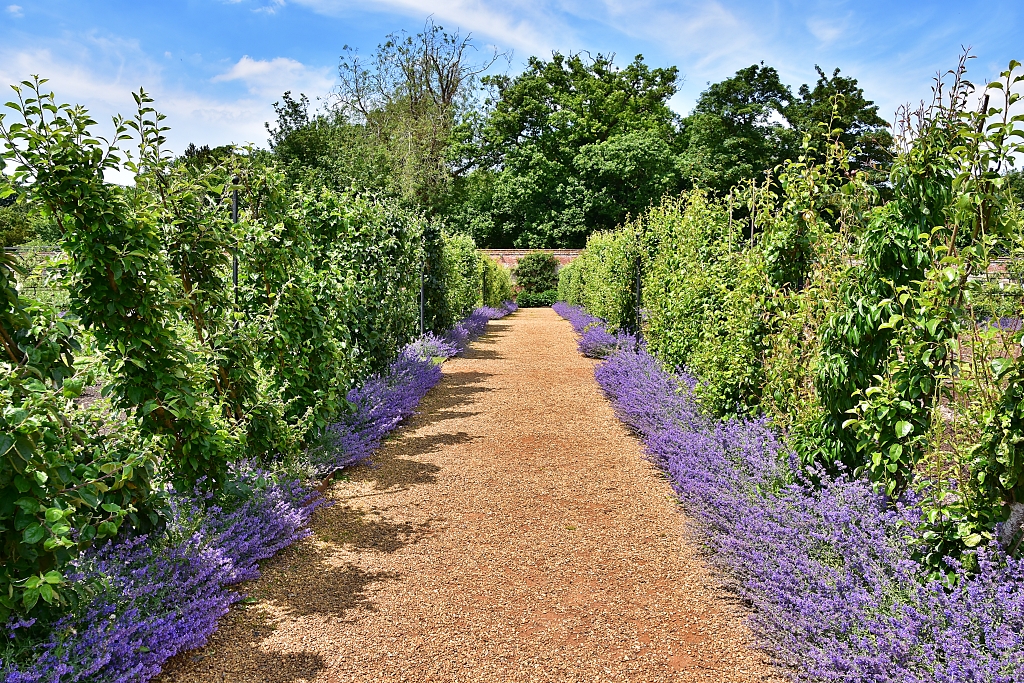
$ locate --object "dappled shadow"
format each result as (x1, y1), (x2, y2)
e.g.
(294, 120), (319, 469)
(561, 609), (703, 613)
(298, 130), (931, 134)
(405, 370), (492, 431)
(260, 560), (397, 620)
(169, 651), (327, 683)
(159, 322), (512, 682)
(348, 454), (442, 491)
(314, 504), (434, 552)
(159, 554), (394, 682)
(459, 347), (503, 360)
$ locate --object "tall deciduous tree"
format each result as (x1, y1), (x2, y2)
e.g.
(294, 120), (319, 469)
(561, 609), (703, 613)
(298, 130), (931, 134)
(677, 63), (796, 194)
(461, 52), (680, 247)
(266, 91), (391, 193)
(334, 19), (505, 210)
(784, 66), (893, 179)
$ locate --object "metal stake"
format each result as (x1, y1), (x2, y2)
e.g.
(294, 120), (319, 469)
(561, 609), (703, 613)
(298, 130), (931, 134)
(728, 190), (733, 251)
(635, 256), (642, 337)
(231, 176), (239, 310)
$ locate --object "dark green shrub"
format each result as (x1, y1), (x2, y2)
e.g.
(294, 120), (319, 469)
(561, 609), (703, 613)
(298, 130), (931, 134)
(0, 204), (32, 247)
(480, 256), (513, 307)
(513, 252), (559, 293)
(516, 289), (557, 307)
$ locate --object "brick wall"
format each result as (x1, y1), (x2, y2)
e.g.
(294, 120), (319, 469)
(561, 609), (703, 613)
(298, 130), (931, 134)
(480, 249), (582, 270)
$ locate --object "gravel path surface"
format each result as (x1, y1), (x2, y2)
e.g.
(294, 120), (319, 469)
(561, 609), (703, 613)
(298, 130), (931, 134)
(161, 307), (779, 683)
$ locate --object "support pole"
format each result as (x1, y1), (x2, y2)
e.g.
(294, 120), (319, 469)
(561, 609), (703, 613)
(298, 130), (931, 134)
(728, 190), (733, 251)
(635, 256), (642, 338)
(231, 176), (239, 311)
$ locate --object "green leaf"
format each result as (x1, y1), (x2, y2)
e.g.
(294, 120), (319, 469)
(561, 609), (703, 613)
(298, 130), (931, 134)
(896, 421), (913, 439)
(963, 533), (983, 547)
(991, 357), (1014, 378)
(23, 524), (45, 545)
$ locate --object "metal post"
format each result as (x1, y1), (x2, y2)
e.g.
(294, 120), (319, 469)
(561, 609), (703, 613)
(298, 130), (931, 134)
(728, 190), (733, 251)
(750, 183), (756, 245)
(231, 176), (239, 310)
(635, 257), (642, 337)
(419, 258), (425, 336)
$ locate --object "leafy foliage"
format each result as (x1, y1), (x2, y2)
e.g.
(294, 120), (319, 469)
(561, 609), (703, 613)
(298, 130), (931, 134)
(0, 79), (499, 624)
(458, 52), (681, 247)
(512, 251), (560, 294)
(561, 55), (1024, 567)
(677, 63), (795, 194)
(480, 255), (513, 308)
(785, 65), (893, 181)
(515, 289), (557, 308)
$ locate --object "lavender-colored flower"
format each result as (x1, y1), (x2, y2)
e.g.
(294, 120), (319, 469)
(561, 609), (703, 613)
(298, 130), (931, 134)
(590, 338), (1024, 682)
(553, 302), (636, 358)
(1, 305), (515, 683)
(317, 304), (514, 473)
(1, 466), (322, 683)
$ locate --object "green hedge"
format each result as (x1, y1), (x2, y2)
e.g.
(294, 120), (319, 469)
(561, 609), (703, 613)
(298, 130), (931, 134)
(481, 255), (514, 307)
(513, 252), (559, 294)
(516, 289), (557, 308)
(558, 193), (763, 413)
(0, 84), (494, 619)
(559, 71), (1024, 562)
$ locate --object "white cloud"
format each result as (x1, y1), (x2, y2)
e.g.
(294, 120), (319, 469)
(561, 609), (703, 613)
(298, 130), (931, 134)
(212, 55), (334, 98)
(807, 16), (847, 45)
(253, 0), (286, 14)
(0, 39), (337, 183)
(593, 1), (759, 70)
(6, 5), (23, 17)
(292, 0), (562, 57)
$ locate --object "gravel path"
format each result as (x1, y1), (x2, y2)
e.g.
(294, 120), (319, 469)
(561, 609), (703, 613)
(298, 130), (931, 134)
(161, 308), (779, 683)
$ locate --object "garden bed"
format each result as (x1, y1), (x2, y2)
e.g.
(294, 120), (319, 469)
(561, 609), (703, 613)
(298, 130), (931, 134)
(1, 304), (516, 683)
(555, 302), (1024, 683)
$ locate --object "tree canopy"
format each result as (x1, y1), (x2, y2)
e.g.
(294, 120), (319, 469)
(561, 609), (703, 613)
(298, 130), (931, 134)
(463, 52), (681, 247)
(678, 63), (795, 194)
(255, 31), (897, 250)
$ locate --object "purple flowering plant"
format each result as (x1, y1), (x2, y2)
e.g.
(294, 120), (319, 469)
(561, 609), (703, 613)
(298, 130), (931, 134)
(1, 304), (516, 683)
(556, 302), (1024, 682)
(552, 302), (634, 358)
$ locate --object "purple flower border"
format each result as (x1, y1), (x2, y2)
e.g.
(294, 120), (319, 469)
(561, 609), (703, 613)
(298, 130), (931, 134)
(2, 302), (517, 683)
(555, 302), (1024, 683)
(551, 302), (634, 358)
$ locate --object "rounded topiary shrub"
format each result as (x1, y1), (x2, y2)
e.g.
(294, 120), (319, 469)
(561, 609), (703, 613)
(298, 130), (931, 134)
(513, 251), (559, 294)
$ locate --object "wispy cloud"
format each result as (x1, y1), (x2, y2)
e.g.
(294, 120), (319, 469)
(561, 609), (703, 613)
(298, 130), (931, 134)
(253, 0), (286, 14)
(589, 1), (761, 70)
(6, 4), (23, 17)
(212, 55), (333, 98)
(292, 0), (564, 57)
(806, 15), (850, 45)
(0, 36), (337, 183)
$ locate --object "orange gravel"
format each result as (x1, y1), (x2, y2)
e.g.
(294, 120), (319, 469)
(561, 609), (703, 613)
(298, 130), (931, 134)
(160, 307), (779, 683)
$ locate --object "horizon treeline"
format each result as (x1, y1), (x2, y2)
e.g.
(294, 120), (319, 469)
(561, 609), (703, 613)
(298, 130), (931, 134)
(5, 20), (1023, 250)
(262, 20), (898, 249)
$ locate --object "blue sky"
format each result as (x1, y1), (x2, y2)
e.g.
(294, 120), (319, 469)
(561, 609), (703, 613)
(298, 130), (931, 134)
(2, 0), (1022, 176)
